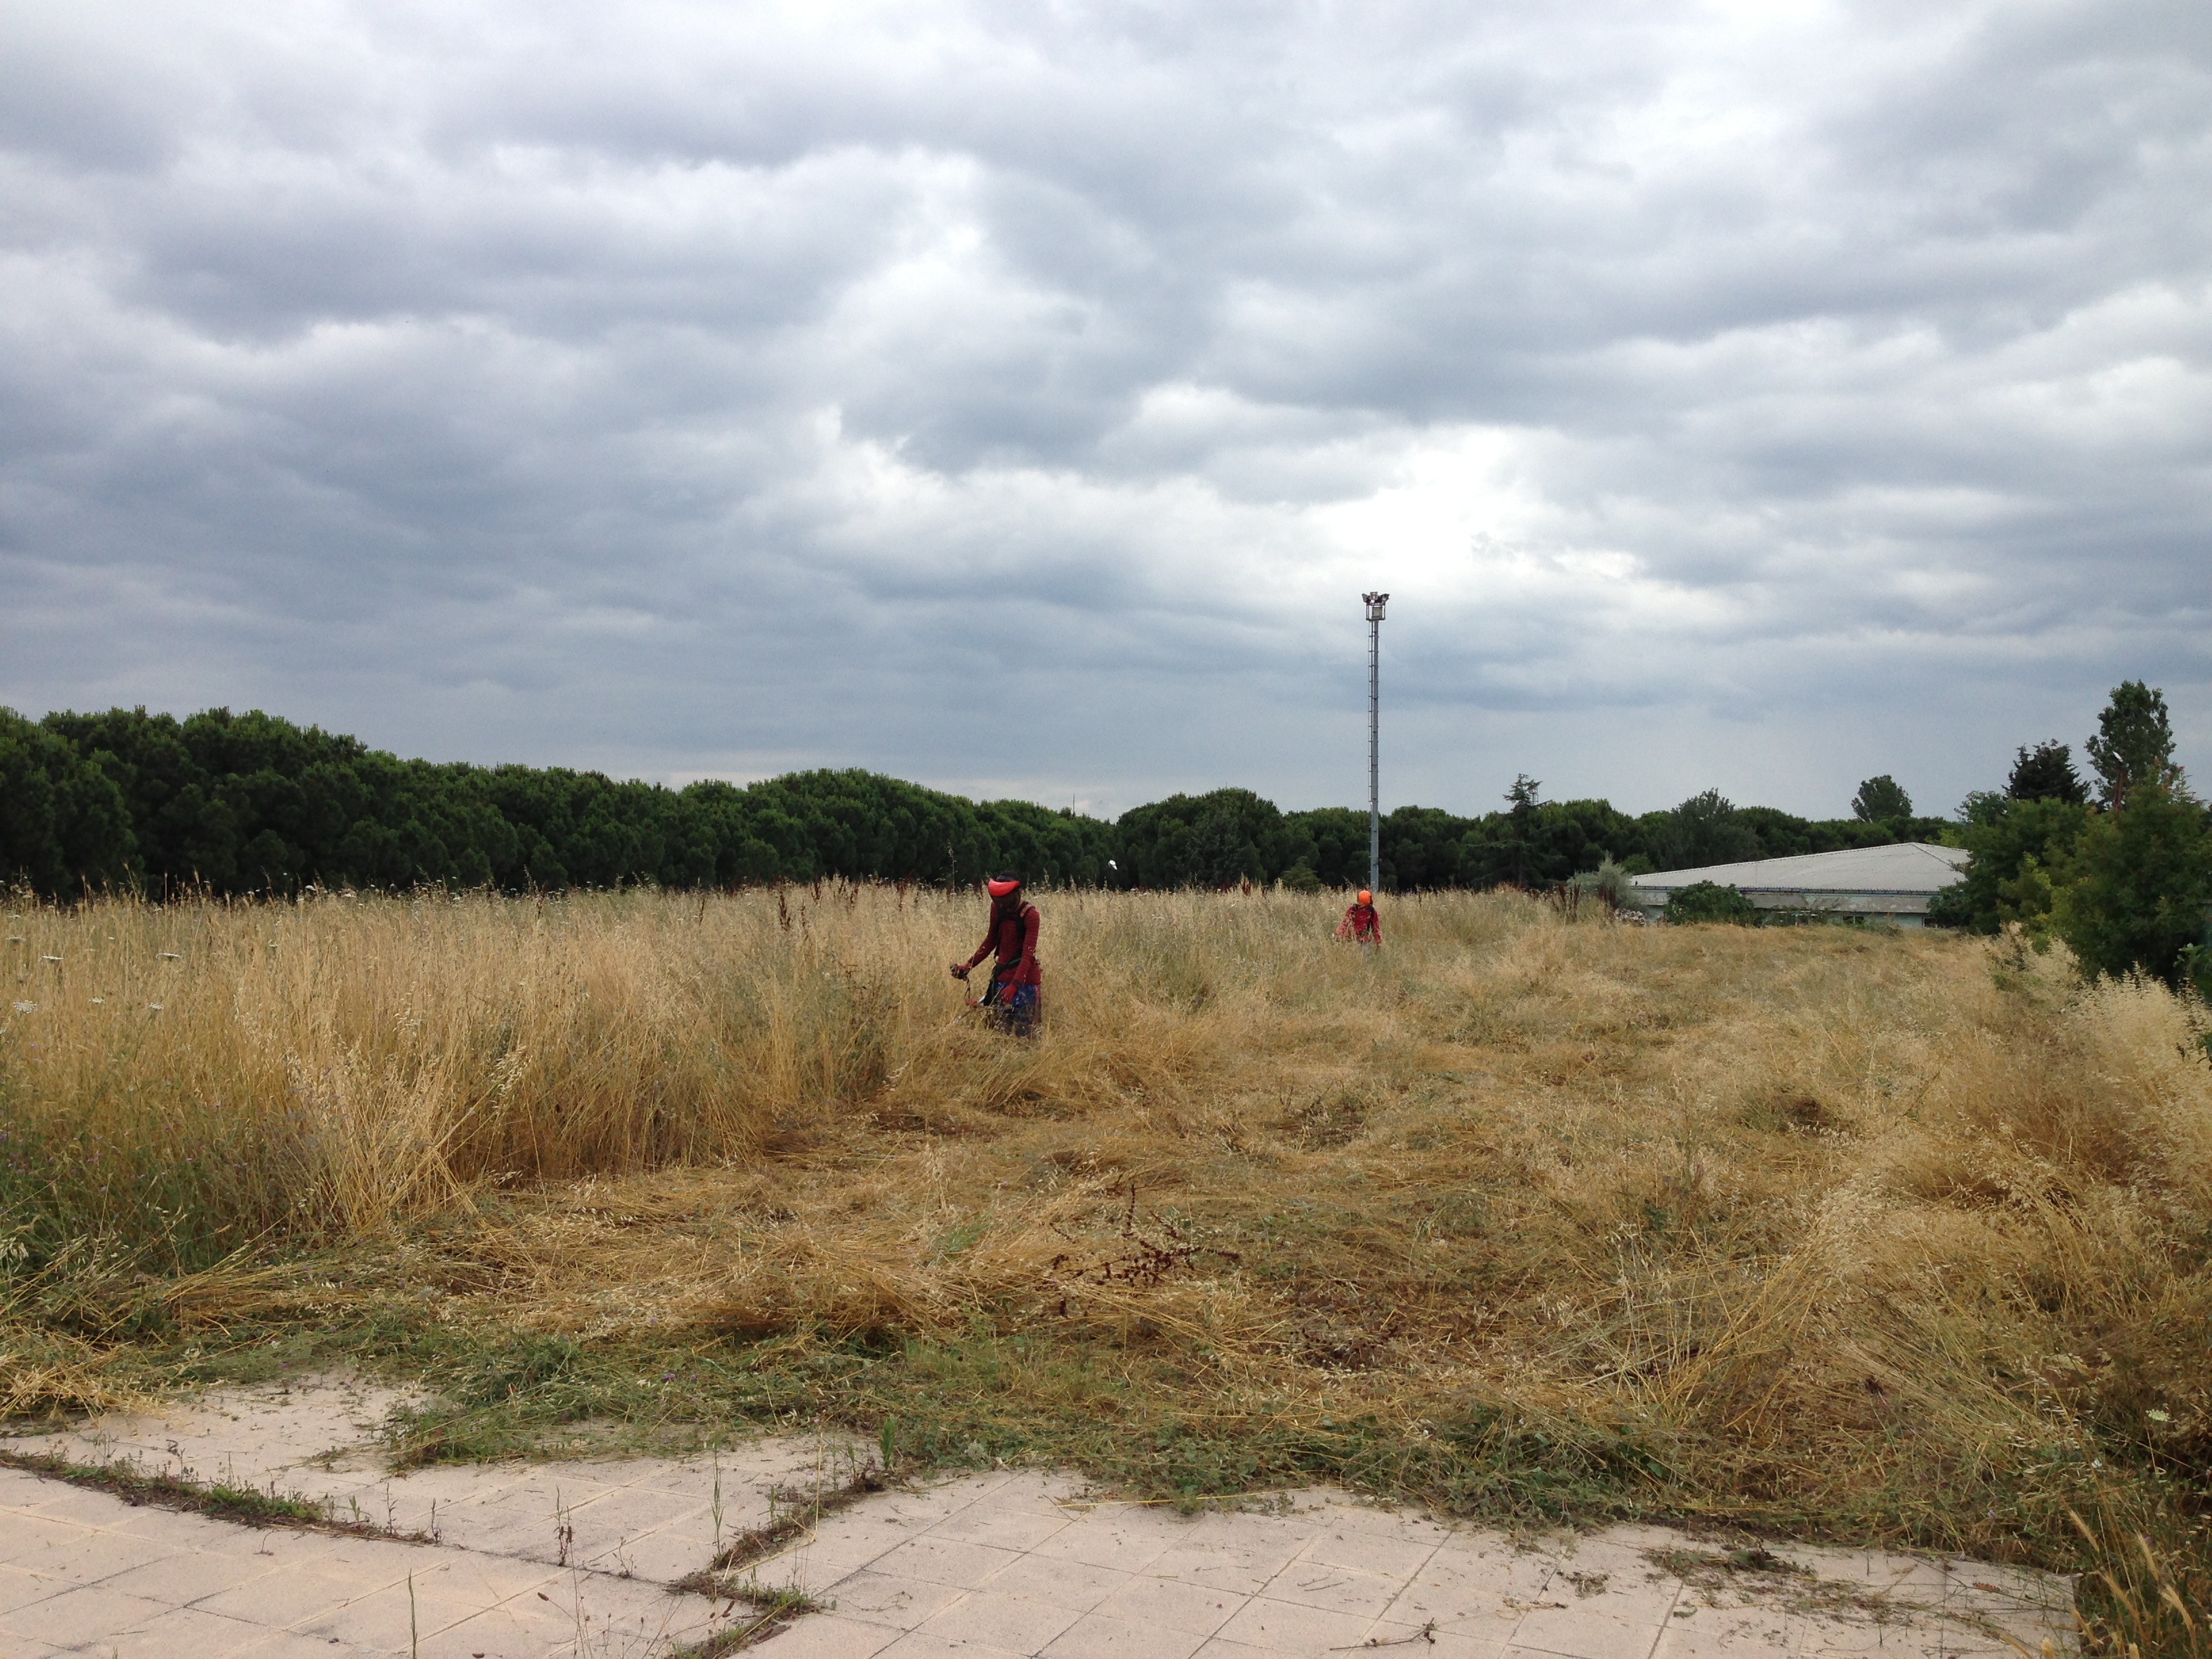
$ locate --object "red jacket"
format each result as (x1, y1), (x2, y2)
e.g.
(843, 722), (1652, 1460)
(966, 902), (1041, 985)
(1336, 901), (1380, 943)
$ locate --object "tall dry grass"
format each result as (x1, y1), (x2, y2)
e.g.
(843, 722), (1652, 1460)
(1, 883), (974, 1259)
(3, 882), (2209, 1635)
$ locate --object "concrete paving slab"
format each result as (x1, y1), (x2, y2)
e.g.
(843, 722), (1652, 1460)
(1209, 1593), (1378, 1656)
(1358, 1624), (1511, 1659)
(1038, 1607), (1212, 1658)
(975, 1552), (1133, 1613)
(1084, 1570), (1245, 1637)
(4, 1380), (2082, 1659)
(907, 1585), (1086, 1652)
(0, 1570), (64, 1621)
(825, 1569), (970, 1631)
(747, 1612), (902, 1658)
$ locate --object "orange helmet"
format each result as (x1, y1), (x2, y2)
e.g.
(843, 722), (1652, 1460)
(1357, 889), (1372, 905)
(985, 876), (1022, 899)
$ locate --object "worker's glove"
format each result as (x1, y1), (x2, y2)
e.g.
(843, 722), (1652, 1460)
(949, 962), (969, 979)
(997, 980), (1017, 1005)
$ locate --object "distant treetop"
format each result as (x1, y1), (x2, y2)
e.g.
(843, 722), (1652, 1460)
(1851, 775), (1912, 821)
(2005, 740), (2087, 805)
(2085, 680), (2181, 805)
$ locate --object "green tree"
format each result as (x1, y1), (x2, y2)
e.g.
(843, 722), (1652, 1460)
(2051, 776), (2212, 985)
(1851, 775), (1912, 821)
(1926, 793), (2091, 934)
(0, 710), (138, 895)
(1282, 806), (1368, 888)
(2085, 680), (2178, 806)
(1502, 774), (1541, 885)
(1115, 788), (1293, 888)
(2006, 740), (2087, 805)
(1644, 790), (1760, 872)
(1380, 804), (1471, 890)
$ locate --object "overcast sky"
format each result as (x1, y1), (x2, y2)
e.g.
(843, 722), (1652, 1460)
(3, 1), (2207, 819)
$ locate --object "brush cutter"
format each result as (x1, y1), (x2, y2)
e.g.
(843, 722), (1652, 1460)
(954, 965), (1017, 1015)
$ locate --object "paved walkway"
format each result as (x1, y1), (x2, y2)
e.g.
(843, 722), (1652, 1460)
(0, 1378), (2076, 1658)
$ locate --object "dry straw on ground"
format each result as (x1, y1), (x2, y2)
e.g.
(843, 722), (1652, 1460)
(3, 884), (2208, 1647)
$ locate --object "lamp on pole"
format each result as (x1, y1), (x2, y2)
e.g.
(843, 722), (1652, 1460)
(1362, 591), (1389, 895)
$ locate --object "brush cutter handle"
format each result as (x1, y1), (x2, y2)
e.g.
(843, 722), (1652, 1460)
(949, 962), (970, 979)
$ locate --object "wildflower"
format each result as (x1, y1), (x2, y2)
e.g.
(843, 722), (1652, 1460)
(147, 1003), (164, 1012)
(11, 1002), (32, 1013)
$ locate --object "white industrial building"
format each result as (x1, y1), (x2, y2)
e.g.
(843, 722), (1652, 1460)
(1623, 842), (1970, 926)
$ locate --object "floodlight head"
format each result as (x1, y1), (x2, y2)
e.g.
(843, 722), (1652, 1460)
(1363, 591), (1389, 622)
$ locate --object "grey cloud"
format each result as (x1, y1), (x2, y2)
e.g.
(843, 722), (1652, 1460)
(2, 0), (2209, 819)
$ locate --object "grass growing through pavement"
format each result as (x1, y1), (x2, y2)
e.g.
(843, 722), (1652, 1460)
(0, 1444), (432, 1540)
(3, 884), (2209, 1654)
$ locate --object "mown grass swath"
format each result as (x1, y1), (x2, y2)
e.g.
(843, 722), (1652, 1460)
(2, 885), (2207, 1652)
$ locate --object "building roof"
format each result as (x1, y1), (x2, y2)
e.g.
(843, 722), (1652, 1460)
(1626, 842), (1969, 898)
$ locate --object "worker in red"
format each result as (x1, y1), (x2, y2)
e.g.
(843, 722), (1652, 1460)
(1335, 888), (1382, 947)
(951, 874), (1042, 1034)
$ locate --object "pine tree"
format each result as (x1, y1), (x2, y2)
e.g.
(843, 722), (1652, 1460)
(2005, 741), (2087, 804)
(1851, 775), (1912, 821)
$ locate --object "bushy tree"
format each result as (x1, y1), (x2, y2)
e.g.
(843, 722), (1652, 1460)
(0, 710), (138, 895)
(1114, 788), (1294, 888)
(1926, 792), (2090, 933)
(1450, 796), (1638, 890)
(2006, 741), (2087, 804)
(1851, 775), (1912, 821)
(1282, 806), (1367, 887)
(1570, 857), (1636, 907)
(1938, 685), (2209, 984)
(1644, 790), (1761, 872)
(1664, 881), (1760, 925)
(2052, 775), (2212, 984)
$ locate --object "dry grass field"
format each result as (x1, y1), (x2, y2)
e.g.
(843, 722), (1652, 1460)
(3, 884), (2207, 1653)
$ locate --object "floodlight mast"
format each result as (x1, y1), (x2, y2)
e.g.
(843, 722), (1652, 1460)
(1363, 591), (1389, 895)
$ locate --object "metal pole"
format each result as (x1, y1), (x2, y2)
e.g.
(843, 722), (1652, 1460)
(1362, 592), (1388, 893)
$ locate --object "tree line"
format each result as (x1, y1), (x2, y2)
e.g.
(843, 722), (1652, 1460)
(4, 703), (1950, 903)
(0, 707), (1116, 897)
(1112, 776), (1950, 892)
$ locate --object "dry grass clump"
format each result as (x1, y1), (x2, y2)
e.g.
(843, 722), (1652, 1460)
(4, 882), (2209, 1636)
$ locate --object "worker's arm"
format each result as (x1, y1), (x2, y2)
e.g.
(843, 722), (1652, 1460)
(1014, 907), (1040, 979)
(951, 926), (996, 977)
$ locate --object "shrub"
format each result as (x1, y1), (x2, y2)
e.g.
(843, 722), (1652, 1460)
(2051, 777), (2212, 987)
(1664, 881), (1759, 925)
